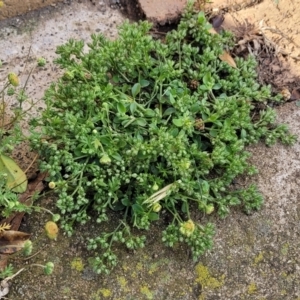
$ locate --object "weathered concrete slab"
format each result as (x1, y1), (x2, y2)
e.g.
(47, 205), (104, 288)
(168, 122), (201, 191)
(137, 0), (186, 25)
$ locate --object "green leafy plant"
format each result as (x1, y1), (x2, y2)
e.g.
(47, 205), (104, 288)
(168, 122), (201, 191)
(0, 69), (30, 217)
(29, 4), (295, 274)
(0, 264), (14, 280)
(37, 57), (47, 67)
(0, 54), (48, 218)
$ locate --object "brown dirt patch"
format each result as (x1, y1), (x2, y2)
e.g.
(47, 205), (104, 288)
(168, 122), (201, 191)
(0, 0), (64, 21)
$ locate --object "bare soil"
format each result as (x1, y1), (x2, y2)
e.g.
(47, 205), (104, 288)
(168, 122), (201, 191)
(0, 0), (64, 21)
(1, 0), (300, 299)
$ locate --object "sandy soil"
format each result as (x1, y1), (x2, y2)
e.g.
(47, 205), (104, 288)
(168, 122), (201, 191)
(0, 0), (300, 299)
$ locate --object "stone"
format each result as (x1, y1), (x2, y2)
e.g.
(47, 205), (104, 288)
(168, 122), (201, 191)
(137, 0), (187, 25)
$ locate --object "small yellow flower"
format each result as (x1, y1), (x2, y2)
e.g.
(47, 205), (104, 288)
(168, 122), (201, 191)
(152, 203), (162, 212)
(8, 72), (19, 87)
(48, 181), (56, 189)
(205, 204), (214, 214)
(180, 219), (195, 237)
(45, 221), (59, 240)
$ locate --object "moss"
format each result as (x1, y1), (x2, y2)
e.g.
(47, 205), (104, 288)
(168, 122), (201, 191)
(280, 243), (289, 256)
(140, 285), (153, 300)
(253, 251), (264, 265)
(195, 264), (224, 290)
(117, 276), (129, 292)
(121, 262), (129, 271)
(136, 262), (143, 271)
(99, 288), (112, 298)
(247, 282), (257, 294)
(70, 257), (84, 272)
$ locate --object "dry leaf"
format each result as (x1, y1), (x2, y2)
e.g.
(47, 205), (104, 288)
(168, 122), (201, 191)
(0, 224), (10, 238)
(0, 230), (30, 254)
(219, 51), (237, 68)
(0, 154), (28, 193)
(0, 254), (8, 272)
(280, 88), (291, 101)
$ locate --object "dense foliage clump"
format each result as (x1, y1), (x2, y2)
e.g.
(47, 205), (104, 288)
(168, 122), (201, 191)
(30, 7), (295, 273)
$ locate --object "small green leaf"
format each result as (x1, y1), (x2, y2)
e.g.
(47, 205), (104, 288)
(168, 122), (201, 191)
(111, 152), (122, 161)
(241, 128), (247, 138)
(131, 83), (141, 98)
(169, 127), (179, 137)
(117, 102), (126, 114)
(135, 118), (147, 127)
(172, 119), (184, 127)
(121, 198), (130, 206)
(111, 201), (125, 211)
(144, 109), (155, 117)
(169, 93), (175, 104)
(197, 11), (206, 24)
(163, 107), (176, 116)
(92, 138), (101, 149)
(0, 154), (27, 193)
(181, 202), (188, 213)
(148, 212), (159, 221)
(213, 83), (221, 90)
(132, 203), (143, 214)
(207, 113), (219, 122)
(140, 79), (150, 87)
(190, 103), (200, 113)
(130, 102), (137, 114)
(200, 180), (210, 193)
(99, 136), (111, 146)
(112, 75), (120, 83)
(135, 132), (144, 141)
(209, 128), (218, 137)
(203, 73), (213, 87)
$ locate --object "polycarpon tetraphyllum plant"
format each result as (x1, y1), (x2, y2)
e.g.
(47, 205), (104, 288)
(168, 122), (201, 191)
(29, 3), (296, 274)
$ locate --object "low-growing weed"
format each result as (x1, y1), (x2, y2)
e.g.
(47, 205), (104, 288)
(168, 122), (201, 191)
(29, 4), (295, 274)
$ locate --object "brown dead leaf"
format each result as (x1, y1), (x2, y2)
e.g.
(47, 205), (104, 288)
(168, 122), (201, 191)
(0, 230), (30, 254)
(0, 172), (46, 271)
(207, 27), (237, 68)
(0, 254), (8, 271)
(280, 88), (291, 101)
(219, 51), (237, 68)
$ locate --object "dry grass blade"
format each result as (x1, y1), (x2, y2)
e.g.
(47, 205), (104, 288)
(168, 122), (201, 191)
(143, 183), (175, 206)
